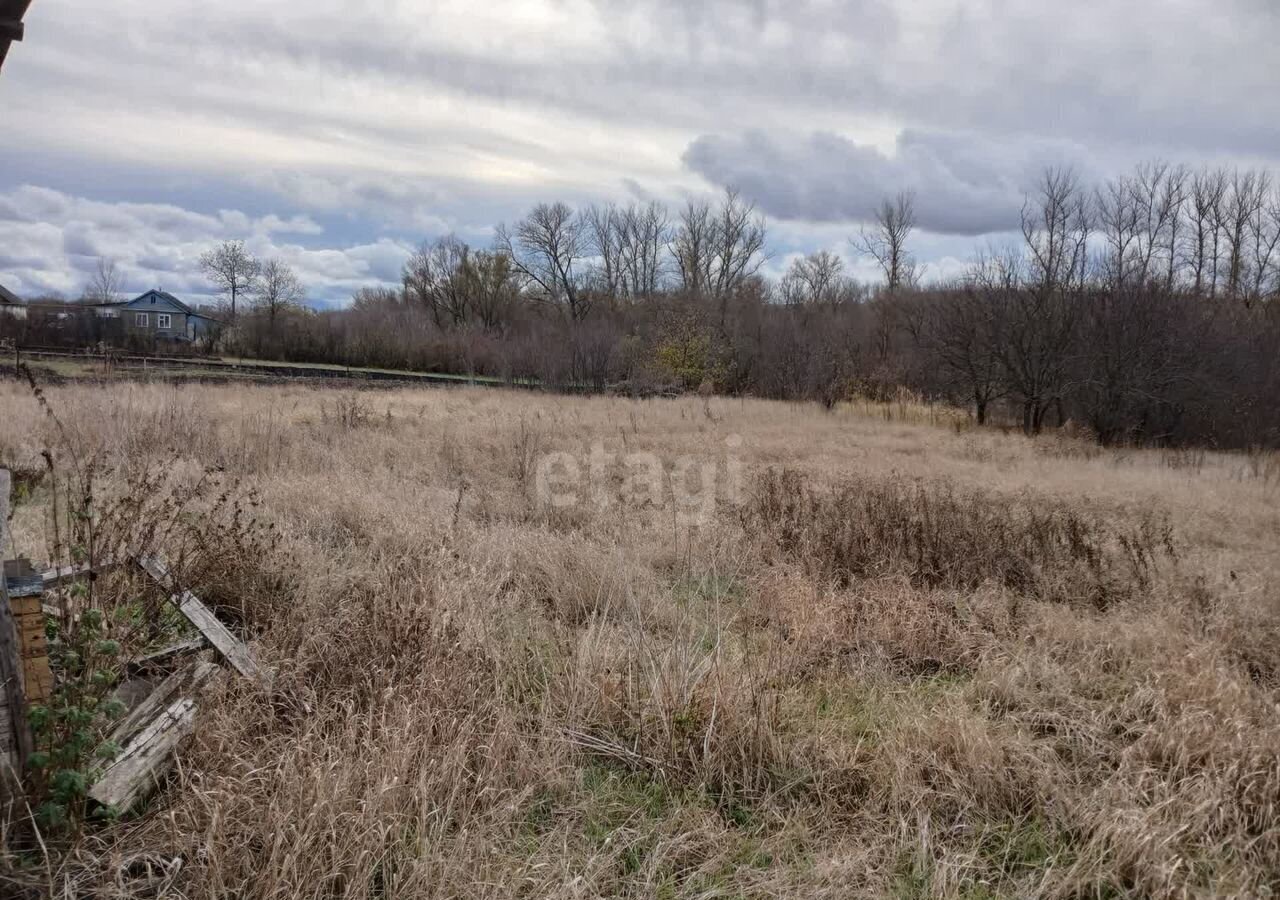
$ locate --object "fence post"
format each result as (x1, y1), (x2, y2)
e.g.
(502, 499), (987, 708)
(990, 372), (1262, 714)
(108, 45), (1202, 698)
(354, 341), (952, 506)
(0, 468), (34, 790)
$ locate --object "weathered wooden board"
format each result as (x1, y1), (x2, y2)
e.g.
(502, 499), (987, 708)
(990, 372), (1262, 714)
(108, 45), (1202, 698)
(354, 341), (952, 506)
(41, 558), (124, 590)
(127, 637), (207, 673)
(0, 468), (34, 778)
(109, 660), (217, 748)
(88, 697), (198, 813)
(13, 596), (50, 704)
(2, 554), (54, 707)
(135, 554), (264, 684)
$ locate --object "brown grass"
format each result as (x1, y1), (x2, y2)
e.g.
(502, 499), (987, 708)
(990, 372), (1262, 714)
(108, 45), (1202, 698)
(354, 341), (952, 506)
(0, 380), (1278, 898)
(744, 468), (1177, 607)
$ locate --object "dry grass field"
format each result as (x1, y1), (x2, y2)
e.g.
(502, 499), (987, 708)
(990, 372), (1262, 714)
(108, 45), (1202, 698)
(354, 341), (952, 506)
(2, 380), (1279, 898)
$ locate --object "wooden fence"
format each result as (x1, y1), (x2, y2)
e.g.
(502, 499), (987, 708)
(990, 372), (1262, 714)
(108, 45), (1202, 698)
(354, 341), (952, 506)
(1, 465), (266, 819)
(1, 468), (34, 787)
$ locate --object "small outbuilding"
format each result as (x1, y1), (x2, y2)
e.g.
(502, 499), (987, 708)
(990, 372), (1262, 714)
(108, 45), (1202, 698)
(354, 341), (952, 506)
(0, 282), (24, 319)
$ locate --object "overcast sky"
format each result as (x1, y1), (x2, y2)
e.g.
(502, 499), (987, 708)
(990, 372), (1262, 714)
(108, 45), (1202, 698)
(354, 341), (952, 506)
(2, 0), (1277, 305)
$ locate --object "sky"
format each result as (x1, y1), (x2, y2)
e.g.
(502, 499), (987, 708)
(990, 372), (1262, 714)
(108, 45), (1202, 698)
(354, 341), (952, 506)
(2, 0), (1278, 306)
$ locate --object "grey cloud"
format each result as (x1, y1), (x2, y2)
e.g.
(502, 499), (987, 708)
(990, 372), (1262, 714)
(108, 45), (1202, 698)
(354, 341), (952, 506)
(62, 223), (100, 259)
(18, 0), (1279, 164)
(683, 129), (1095, 235)
(253, 171), (454, 233)
(152, 0), (1280, 156)
(249, 169), (614, 242)
(5, 0), (1280, 286)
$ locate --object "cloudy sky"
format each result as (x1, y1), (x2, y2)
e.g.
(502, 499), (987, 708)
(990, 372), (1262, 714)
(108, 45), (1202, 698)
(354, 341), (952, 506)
(2, 0), (1277, 305)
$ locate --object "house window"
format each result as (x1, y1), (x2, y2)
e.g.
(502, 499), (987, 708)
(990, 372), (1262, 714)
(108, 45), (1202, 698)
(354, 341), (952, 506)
(136, 312), (149, 327)
(157, 313), (172, 329)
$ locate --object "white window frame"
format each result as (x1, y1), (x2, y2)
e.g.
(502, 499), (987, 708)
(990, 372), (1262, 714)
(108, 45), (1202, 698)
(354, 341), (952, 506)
(156, 313), (172, 329)
(135, 312), (149, 327)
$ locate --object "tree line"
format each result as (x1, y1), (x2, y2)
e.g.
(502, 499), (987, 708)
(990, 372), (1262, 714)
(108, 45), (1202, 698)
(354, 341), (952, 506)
(252, 163), (1275, 447)
(10, 162), (1280, 447)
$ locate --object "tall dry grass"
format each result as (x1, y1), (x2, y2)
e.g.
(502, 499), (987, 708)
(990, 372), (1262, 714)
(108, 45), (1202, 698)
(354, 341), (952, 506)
(0, 379), (1277, 898)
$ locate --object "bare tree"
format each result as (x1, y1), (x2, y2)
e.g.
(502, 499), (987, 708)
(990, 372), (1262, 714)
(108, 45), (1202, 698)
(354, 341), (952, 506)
(1224, 169), (1268, 305)
(1245, 172), (1280, 306)
(403, 235), (473, 328)
(1096, 173), (1141, 287)
(496, 202), (590, 320)
(1022, 167), (1091, 293)
(1131, 161), (1182, 287)
(620, 201), (671, 298)
(584, 203), (626, 299)
(924, 288), (1005, 424)
(1095, 162), (1184, 289)
(709, 188), (767, 301)
(994, 169), (1093, 434)
(587, 201), (672, 300)
(1157, 164), (1189, 291)
(1187, 167), (1228, 297)
(199, 240), (261, 320)
(84, 257), (123, 303)
(351, 286), (400, 310)
(673, 189), (766, 304)
(854, 190), (918, 291)
(465, 249), (520, 332)
(779, 251), (857, 309)
(673, 198), (715, 297)
(254, 258), (305, 331)
(1074, 283), (1201, 444)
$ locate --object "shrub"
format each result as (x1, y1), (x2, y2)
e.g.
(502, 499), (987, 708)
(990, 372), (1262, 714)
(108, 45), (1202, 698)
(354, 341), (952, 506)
(743, 468), (1176, 606)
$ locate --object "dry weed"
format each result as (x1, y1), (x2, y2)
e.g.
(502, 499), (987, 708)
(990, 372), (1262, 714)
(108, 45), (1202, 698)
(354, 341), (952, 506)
(0, 379), (1276, 899)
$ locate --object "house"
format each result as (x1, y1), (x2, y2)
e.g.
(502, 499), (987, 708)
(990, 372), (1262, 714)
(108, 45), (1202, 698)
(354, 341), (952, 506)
(23, 290), (221, 346)
(116, 290), (221, 343)
(0, 282), (24, 319)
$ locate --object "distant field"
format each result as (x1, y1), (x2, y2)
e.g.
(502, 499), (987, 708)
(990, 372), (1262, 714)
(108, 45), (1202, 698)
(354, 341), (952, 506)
(2, 381), (1278, 897)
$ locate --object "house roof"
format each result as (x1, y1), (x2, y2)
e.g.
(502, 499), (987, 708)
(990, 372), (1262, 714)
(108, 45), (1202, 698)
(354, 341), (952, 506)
(127, 289), (196, 315)
(26, 299), (116, 309)
(0, 282), (21, 305)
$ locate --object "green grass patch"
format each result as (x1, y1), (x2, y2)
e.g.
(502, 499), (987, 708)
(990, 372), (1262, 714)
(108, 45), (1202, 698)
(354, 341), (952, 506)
(808, 672), (972, 749)
(672, 572), (747, 609)
(890, 815), (1077, 899)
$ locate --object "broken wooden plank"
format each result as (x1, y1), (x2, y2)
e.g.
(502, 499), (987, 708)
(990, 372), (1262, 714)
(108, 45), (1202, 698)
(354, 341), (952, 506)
(172, 591), (263, 683)
(135, 554), (264, 684)
(108, 660), (217, 749)
(127, 637), (207, 674)
(88, 697), (198, 813)
(41, 557), (124, 590)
